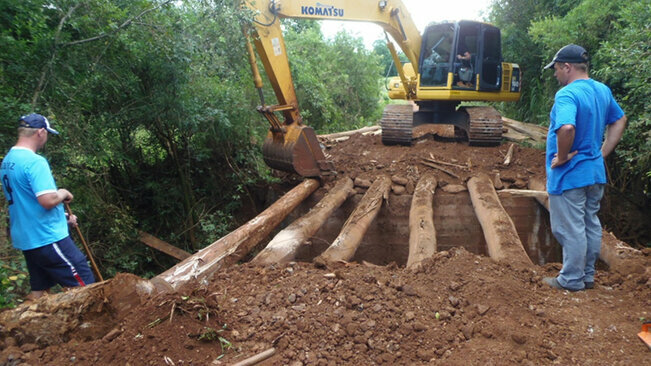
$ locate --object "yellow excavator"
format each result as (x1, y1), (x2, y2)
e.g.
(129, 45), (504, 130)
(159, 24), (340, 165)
(242, 0), (521, 177)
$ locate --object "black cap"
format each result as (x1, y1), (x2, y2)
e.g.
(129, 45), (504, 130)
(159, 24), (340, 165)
(544, 44), (589, 69)
(18, 113), (59, 135)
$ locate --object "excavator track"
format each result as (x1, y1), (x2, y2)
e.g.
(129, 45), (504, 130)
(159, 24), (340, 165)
(380, 104), (414, 145)
(464, 106), (503, 146)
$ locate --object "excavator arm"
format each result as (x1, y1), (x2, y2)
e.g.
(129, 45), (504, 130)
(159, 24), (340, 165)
(242, 0), (424, 176)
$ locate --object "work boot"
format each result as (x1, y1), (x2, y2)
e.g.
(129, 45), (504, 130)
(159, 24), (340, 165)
(584, 281), (594, 289)
(542, 277), (582, 292)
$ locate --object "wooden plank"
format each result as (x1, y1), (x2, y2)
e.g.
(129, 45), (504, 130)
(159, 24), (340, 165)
(502, 117), (548, 143)
(139, 231), (191, 261)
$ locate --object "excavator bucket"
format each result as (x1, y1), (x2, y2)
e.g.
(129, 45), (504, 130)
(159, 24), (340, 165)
(262, 123), (333, 177)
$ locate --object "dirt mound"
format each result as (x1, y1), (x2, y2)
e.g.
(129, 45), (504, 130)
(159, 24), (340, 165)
(7, 248), (648, 365)
(2, 133), (649, 365)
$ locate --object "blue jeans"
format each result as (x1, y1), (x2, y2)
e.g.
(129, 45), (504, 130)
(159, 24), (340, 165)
(549, 184), (604, 290)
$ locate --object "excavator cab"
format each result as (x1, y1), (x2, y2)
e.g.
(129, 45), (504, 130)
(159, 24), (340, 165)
(417, 21), (510, 92)
(384, 20), (521, 146)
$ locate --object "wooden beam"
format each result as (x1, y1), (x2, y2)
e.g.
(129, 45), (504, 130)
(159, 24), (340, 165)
(406, 173), (438, 269)
(314, 175), (391, 266)
(251, 177), (354, 266)
(139, 231), (191, 261)
(497, 189), (548, 201)
(153, 179), (320, 292)
(318, 125), (380, 140)
(468, 174), (533, 266)
(527, 177), (549, 210)
(502, 117), (547, 143)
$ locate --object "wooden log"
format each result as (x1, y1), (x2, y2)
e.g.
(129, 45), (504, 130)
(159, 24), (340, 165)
(502, 117), (547, 143)
(251, 177), (355, 266)
(468, 174), (533, 266)
(139, 231), (191, 261)
(406, 173), (438, 269)
(318, 125), (380, 140)
(0, 274), (154, 347)
(497, 189), (548, 201)
(503, 143), (515, 166)
(527, 177), (549, 210)
(153, 179), (320, 292)
(314, 175), (391, 266)
(599, 230), (646, 275)
(230, 348), (276, 366)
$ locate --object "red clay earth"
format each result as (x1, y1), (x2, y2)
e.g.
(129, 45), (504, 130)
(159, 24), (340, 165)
(1, 130), (650, 365)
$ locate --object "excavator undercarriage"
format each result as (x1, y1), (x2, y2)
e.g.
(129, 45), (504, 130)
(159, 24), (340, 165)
(381, 103), (503, 146)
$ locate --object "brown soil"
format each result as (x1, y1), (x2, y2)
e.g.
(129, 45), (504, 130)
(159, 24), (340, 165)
(1, 131), (650, 365)
(322, 127), (545, 190)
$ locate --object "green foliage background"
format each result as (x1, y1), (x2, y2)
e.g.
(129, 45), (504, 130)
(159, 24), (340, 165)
(0, 0), (383, 306)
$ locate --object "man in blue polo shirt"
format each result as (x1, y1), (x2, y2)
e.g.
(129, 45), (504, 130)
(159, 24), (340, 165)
(542, 45), (627, 291)
(1, 113), (95, 300)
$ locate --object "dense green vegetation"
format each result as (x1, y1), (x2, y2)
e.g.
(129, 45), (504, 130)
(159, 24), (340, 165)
(0, 0), (383, 304)
(0, 0), (648, 306)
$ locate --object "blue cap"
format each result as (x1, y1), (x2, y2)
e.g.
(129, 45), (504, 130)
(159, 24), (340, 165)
(544, 44), (589, 69)
(18, 113), (59, 135)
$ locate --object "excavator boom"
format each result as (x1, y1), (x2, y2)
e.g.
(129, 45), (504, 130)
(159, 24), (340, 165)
(242, 0), (423, 177)
(241, 0), (521, 175)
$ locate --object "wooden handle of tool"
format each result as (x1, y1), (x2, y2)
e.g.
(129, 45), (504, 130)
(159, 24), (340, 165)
(64, 203), (104, 282)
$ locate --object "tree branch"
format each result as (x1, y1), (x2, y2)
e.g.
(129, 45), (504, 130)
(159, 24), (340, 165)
(63, 0), (173, 47)
(31, 2), (82, 108)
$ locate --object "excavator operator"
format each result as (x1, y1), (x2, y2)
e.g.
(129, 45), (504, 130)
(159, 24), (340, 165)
(456, 36), (473, 88)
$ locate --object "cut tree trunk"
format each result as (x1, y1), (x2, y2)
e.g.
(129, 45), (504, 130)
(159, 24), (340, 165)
(314, 175), (391, 266)
(406, 173), (438, 269)
(251, 177), (355, 266)
(152, 179), (320, 293)
(0, 274), (154, 348)
(468, 174), (533, 266)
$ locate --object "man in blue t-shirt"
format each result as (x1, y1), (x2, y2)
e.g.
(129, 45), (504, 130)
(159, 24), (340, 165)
(1, 113), (95, 300)
(541, 45), (627, 291)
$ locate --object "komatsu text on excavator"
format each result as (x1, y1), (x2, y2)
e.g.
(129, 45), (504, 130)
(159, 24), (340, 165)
(242, 0), (521, 177)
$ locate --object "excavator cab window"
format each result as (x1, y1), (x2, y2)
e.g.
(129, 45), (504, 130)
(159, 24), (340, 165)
(478, 26), (502, 90)
(419, 23), (454, 87)
(453, 22), (480, 89)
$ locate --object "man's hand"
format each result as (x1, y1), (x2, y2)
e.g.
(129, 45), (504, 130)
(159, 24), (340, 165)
(66, 213), (78, 227)
(37, 188), (74, 210)
(57, 188), (73, 203)
(551, 150), (578, 168)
